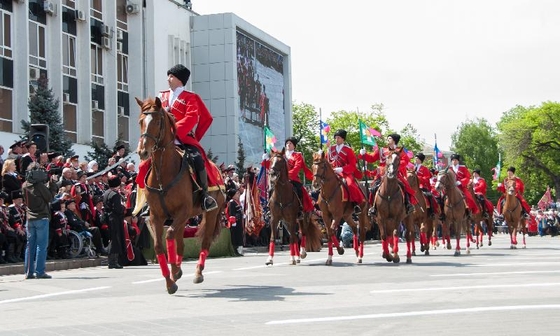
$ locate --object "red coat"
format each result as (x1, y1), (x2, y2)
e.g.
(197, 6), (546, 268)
(328, 144), (362, 179)
(497, 176), (525, 196)
(451, 165), (471, 188)
(415, 164), (432, 190)
(472, 177), (488, 196)
(359, 146), (409, 177)
(261, 151), (313, 183)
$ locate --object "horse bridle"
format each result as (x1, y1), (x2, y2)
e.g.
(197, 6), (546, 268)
(139, 109), (174, 153)
(438, 172), (464, 214)
(312, 160), (341, 205)
(269, 155), (296, 210)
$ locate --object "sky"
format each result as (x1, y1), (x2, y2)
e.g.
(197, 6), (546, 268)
(193, 0), (560, 151)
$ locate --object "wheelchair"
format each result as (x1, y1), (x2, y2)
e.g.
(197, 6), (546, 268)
(67, 230), (96, 258)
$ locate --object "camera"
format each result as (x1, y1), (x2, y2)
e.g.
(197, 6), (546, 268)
(48, 167), (63, 176)
(26, 168), (48, 184)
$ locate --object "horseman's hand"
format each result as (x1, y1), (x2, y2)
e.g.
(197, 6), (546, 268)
(455, 181), (461, 186)
(359, 148), (366, 156)
(334, 167), (343, 174)
(262, 153), (269, 161)
(498, 183), (503, 188)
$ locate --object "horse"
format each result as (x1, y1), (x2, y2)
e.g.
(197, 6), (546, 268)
(434, 168), (469, 256)
(466, 183), (494, 249)
(406, 170), (434, 256)
(503, 179), (527, 249)
(374, 150), (414, 263)
(311, 151), (371, 265)
(265, 149), (323, 265)
(135, 97), (225, 294)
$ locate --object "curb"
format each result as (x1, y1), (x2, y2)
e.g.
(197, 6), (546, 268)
(0, 257), (106, 277)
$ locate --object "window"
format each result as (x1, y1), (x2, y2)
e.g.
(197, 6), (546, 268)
(117, 53), (128, 91)
(63, 104), (77, 142)
(118, 116), (129, 143)
(29, 21), (46, 68)
(63, 34), (76, 76)
(62, 5), (77, 35)
(90, 0), (102, 20)
(92, 110), (104, 141)
(116, 0), (127, 29)
(64, 0), (76, 8)
(90, 43), (103, 84)
(0, 10), (12, 58)
(0, 87), (12, 132)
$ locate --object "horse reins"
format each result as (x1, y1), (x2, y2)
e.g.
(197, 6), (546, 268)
(269, 156), (297, 210)
(313, 160), (341, 206)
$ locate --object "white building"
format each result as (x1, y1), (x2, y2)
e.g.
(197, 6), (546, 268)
(0, 0), (291, 166)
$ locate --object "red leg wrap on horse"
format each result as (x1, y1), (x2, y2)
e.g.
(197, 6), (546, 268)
(359, 242), (364, 258)
(328, 240), (333, 256)
(197, 249), (208, 267)
(301, 235), (307, 248)
(176, 255), (183, 267)
(331, 235), (340, 248)
(420, 232), (427, 245)
(353, 235), (359, 250)
(156, 253), (170, 278)
(268, 242), (275, 257)
(289, 243), (295, 256)
(166, 239), (177, 267)
(382, 239), (389, 255)
(392, 235), (399, 253)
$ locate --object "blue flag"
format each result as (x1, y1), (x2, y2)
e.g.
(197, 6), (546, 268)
(320, 120), (331, 145)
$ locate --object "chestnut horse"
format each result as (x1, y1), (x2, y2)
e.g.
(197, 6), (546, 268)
(311, 152), (371, 265)
(136, 97), (225, 294)
(434, 168), (470, 256)
(407, 170), (434, 256)
(265, 149), (322, 265)
(466, 183), (494, 249)
(503, 179), (527, 249)
(374, 151), (414, 263)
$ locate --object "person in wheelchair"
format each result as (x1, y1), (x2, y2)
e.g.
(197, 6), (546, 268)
(49, 199), (71, 259)
(64, 199), (107, 256)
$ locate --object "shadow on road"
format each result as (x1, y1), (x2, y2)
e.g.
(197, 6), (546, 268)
(183, 285), (328, 301)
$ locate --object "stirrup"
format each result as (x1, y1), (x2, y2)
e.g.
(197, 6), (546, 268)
(368, 207), (376, 217)
(139, 205), (150, 217)
(406, 204), (415, 215)
(353, 205), (362, 215)
(483, 212), (489, 219)
(203, 195), (218, 212)
(297, 211), (304, 220)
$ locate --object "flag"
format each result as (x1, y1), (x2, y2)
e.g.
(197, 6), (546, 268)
(359, 120), (376, 146)
(492, 154), (501, 181)
(537, 186), (552, 210)
(256, 165), (267, 203)
(320, 120), (330, 145)
(264, 126), (276, 152)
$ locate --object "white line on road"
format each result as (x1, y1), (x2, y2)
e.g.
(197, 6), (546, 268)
(370, 282), (560, 294)
(468, 261), (560, 267)
(266, 304), (560, 325)
(431, 270), (560, 277)
(132, 271), (223, 284)
(0, 286), (111, 304)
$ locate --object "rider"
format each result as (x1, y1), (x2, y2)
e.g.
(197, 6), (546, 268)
(358, 133), (416, 215)
(327, 129), (365, 214)
(449, 153), (479, 215)
(261, 137), (314, 218)
(413, 153), (437, 218)
(496, 166), (531, 217)
(133, 64), (217, 215)
(471, 168), (494, 219)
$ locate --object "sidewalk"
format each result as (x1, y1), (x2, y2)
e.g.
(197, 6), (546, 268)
(0, 257), (106, 277)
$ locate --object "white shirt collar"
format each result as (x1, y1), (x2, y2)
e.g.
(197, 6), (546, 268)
(169, 86), (184, 105)
(336, 144), (343, 153)
(285, 150), (294, 158)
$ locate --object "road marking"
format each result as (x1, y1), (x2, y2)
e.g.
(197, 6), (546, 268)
(431, 270), (560, 277)
(370, 282), (560, 294)
(132, 271), (223, 284)
(468, 261), (560, 267)
(266, 304), (560, 325)
(0, 286), (110, 305)
(232, 257), (341, 271)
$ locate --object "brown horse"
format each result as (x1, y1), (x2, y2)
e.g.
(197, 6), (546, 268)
(374, 151), (414, 263)
(311, 152), (371, 265)
(407, 170), (434, 256)
(434, 168), (469, 256)
(265, 149), (322, 265)
(466, 183), (494, 249)
(135, 97), (225, 294)
(503, 179), (527, 249)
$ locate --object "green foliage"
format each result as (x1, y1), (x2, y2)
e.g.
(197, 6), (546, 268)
(206, 148), (219, 164)
(23, 78), (74, 156)
(235, 136), (245, 173)
(451, 118), (500, 201)
(292, 102), (320, 166)
(85, 140), (113, 170)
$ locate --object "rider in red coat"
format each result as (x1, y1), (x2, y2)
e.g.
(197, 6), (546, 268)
(496, 166), (531, 216)
(134, 64), (217, 215)
(471, 168), (494, 219)
(327, 129), (365, 214)
(413, 153), (438, 218)
(358, 133), (416, 214)
(449, 153), (479, 215)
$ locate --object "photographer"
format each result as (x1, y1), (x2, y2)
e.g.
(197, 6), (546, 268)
(22, 162), (58, 279)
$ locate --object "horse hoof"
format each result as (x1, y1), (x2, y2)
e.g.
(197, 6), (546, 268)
(167, 283), (178, 295)
(193, 274), (204, 284)
(337, 247), (345, 255)
(466, 249), (471, 255)
(172, 269), (183, 282)
(357, 258), (363, 264)
(296, 259), (301, 263)
(325, 259), (332, 266)
(406, 258), (412, 264)
(454, 251), (461, 256)
(265, 260), (273, 266)
(476, 246), (479, 250)
(412, 251), (416, 256)
(393, 256), (400, 263)
(424, 250), (430, 256)
(522, 245), (526, 249)
(488, 241), (492, 246)
(291, 260), (296, 265)
(447, 243), (452, 250)
(301, 251), (307, 259)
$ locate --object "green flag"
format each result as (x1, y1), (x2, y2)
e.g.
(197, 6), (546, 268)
(264, 126), (276, 152)
(359, 120), (376, 146)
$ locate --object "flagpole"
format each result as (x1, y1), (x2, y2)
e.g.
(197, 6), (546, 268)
(434, 133), (438, 167)
(358, 119), (370, 204)
(319, 108), (322, 149)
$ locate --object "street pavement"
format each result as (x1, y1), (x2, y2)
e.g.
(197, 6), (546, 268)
(1, 234), (559, 336)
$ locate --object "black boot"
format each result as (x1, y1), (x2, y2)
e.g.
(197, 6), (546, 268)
(405, 194), (415, 214)
(108, 254), (123, 269)
(0, 252), (6, 264)
(5, 243), (18, 263)
(368, 205), (377, 217)
(353, 203), (362, 215)
(198, 169), (218, 212)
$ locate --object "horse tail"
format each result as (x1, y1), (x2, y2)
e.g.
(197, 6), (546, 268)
(301, 216), (323, 252)
(196, 195), (224, 242)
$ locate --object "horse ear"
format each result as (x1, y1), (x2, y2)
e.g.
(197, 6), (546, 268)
(155, 97), (162, 109)
(281, 147), (286, 155)
(135, 97), (143, 107)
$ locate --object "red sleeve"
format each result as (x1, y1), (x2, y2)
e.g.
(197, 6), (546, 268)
(497, 179), (506, 193)
(192, 93), (213, 140)
(175, 92), (213, 143)
(516, 178), (525, 195)
(358, 148), (380, 163)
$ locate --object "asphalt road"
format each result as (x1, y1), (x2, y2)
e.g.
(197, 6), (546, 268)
(1, 234), (559, 336)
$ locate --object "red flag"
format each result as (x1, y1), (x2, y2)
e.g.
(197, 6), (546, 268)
(537, 186), (552, 210)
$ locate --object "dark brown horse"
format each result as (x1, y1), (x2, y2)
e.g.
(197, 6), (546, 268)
(374, 151), (414, 263)
(135, 97), (225, 294)
(434, 168), (469, 256)
(466, 183), (494, 249)
(265, 149), (322, 265)
(407, 170), (434, 256)
(503, 179), (527, 249)
(311, 152), (371, 265)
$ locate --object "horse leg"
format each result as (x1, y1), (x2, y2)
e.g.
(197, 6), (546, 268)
(406, 234), (413, 264)
(153, 221), (176, 294)
(171, 228), (184, 282)
(289, 241), (297, 265)
(522, 227), (527, 249)
(420, 227), (427, 253)
(300, 233), (307, 260)
(454, 225), (461, 256)
(487, 221), (493, 246)
(382, 237), (393, 262)
(194, 211), (218, 284)
(465, 227), (471, 255)
(326, 232), (334, 266)
(392, 230), (400, 263)
(266, 218), (278, 266)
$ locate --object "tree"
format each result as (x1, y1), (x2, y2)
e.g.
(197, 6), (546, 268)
(23, 77), (74, 156)
(497, 102), (560, 203)
(85, 140), (113, 170)
(451, 118), (500, 201)
(206, 148), (219, 164)
(292, 102), (320, 166)
(396, 123), (424, 154)
(235, 136), (245, 173)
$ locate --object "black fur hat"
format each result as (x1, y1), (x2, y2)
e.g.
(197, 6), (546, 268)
(285, 137), (298, 147)
(388, 133), (401, 145)
(415, 153), (425, 162)
(507, 166), (516, 174)
(450, 153), (460, 161)
(334, 129), (347, 140)
(167, 64), (190, 86)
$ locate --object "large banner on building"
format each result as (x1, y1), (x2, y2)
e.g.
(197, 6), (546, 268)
(236, 31), (285, 165)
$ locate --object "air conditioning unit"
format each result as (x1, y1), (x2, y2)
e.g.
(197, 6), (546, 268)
(13, 0), (25, 4)
(29, 68), (40, 80)
(102, 37), (111, 49)
(116, 42), (123, 53)
(116, 29), (124, 41)
(125, 1), (140, 14)
(92, 100), (99, 110)
(43, 1), (56, 15)
(118, 106), (125, 117)
(63, 93), (70, 104)
(101, 24), (111, 37)
(75, 10), (85, 21)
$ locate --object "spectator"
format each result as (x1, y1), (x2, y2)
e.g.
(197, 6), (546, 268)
(2, 159), (22, 203)
(340, 222), (354, 248)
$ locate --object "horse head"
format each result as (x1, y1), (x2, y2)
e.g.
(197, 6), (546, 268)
(135, 97), (177, 160)
(268, 149), (288, 188)
(385, 151), (401, 179)
(311, 151), (332, 191)
(406, 170), (419, 190)
(435, 167), (457, 192)
(506, 179), (517, 196)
